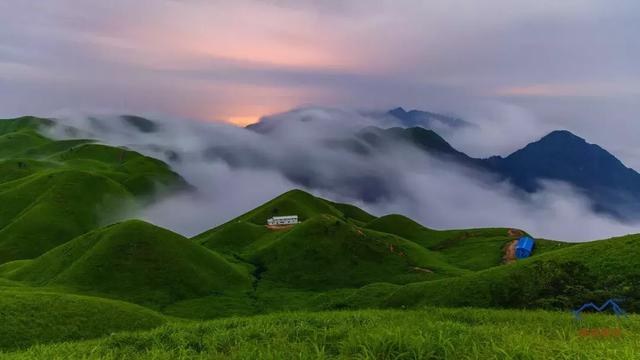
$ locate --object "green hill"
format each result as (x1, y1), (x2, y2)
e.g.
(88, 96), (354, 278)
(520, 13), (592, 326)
(195, 190), (480, 290)
(195, 189), (377, 255)
(189, 189), (638, 316)
(383, 233), (640, 311)
(0, 116), (187, 263)
(0, 170), (134, 262)
(0, 116), (54, 134)
(196, 221), (283, 255)
(210, 189), (373, 227)
(0, 288), (164, 350)
(366, 214), (571, 271)
(1, 117), (639, 358)
(367, 214), (516, 271)
(9, 220), (252, 306)
(195, 190), (572, 295)
(251, 215), (468, 289)
(191, 189), (610, 314)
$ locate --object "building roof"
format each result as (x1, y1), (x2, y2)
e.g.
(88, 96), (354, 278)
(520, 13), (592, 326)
(268, 215), (298, 220)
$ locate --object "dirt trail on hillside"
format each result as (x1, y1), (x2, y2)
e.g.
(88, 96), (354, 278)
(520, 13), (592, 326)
(508, 229), (525, 238)
(265, 224), (294, 231)
(503, 240), (517, 264)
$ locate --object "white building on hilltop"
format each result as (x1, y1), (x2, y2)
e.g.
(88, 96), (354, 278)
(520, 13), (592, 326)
(267, 215), (299, 226)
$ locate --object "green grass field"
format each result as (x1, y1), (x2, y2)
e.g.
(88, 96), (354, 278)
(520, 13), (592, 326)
(0, 116), (638, 358)
(2, 308), (638, 359)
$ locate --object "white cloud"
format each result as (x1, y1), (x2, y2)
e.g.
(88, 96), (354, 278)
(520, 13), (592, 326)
(46, 108), (640, 241)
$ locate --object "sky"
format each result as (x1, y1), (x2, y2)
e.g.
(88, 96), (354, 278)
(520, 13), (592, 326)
(0, 1), (638, 138)
(2, 0), (640, 240)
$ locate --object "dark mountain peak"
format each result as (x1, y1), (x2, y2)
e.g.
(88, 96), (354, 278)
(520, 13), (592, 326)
(505, 129), (622, 169)
(388, 107), (408, 117)
(356, 126), (478, 166)
(487, 128), (640, 218)
(387, 107), (470, 129)
(395, 126), (451, 148)
(538, 130), (586, 144)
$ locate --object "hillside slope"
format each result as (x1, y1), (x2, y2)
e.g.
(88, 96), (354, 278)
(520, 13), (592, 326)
(383, 233), (640, 311)
(251, 214), (468, 289)
(194, 189), (376, 253)
(9, 220), (252, 306)
(0, 289), (165, 350)
(194, 190), (568, 291)
(0, 116), (187, 263)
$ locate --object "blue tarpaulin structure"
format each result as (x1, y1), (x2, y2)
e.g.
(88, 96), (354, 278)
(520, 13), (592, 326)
(515, 236), (535, 259)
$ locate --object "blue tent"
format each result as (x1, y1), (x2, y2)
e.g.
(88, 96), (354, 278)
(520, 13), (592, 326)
(515, 236), (535, 259)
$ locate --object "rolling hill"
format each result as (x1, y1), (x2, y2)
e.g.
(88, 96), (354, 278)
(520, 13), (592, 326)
(0, 182), (636, 357)
(194, 189), (377, 253)
(0, 116), (187, 263)
(379, 233), (640, 312)
(249, 214), (467, 289)
(1, 116), (639, 358)
(8, 220), (252, 306)
(194, 189), (571, 293)
(195, 190), (470, 289)
(191, 189), (640, 317)
(0, 289), (165, 350)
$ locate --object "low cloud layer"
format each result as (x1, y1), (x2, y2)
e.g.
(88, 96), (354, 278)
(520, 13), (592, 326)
(46, 107), (639, 242)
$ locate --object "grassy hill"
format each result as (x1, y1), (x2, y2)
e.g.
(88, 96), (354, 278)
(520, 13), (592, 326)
(9, 220), (252, 306)
(0, 117), (638, 358)
(195, 189), (378, 256)
(0, 170), (134, 262)
(250, 214), (467, 289)
(187, 189), (638, 318)
(0, 116), (187, 263)
(195, 191), (569, 292)
(195, 190), (483, 291)
(0, 288), (165, 350)
(382, 233), (640, 311)
(366, 214), (571, 271)
(212, 189), (374, 227)
(1, 181), (620, 318)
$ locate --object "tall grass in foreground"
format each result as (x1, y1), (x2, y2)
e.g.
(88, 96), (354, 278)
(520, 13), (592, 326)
(3, 307), (639, 359)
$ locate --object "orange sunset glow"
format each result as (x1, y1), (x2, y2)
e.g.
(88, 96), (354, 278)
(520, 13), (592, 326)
(1, 0), (637, 126)
(226, 115), (261, 127)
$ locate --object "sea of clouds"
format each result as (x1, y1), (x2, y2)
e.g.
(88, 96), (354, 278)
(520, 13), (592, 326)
(45, 105), (639, 242)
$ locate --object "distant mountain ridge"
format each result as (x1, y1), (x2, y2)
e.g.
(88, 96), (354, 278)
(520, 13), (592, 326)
(44, 112), (640, 220)
(484, 130), (640, 219)
(358, 125), (640, 219)
(244, 109), (640, 219)
(246, 107), (471, 134)
(387, 107), (471, 129)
